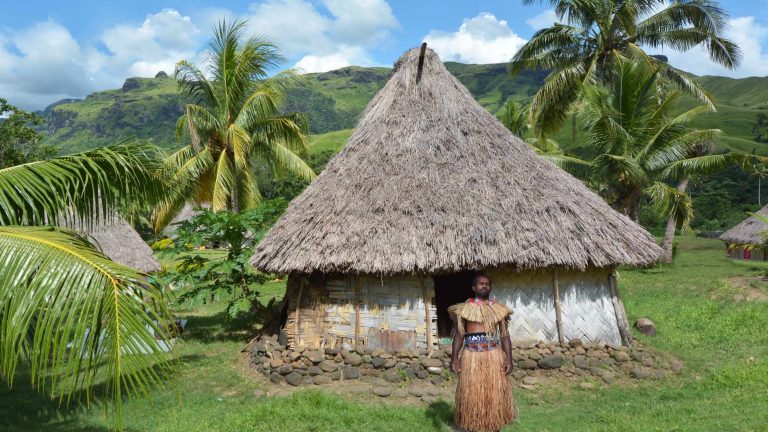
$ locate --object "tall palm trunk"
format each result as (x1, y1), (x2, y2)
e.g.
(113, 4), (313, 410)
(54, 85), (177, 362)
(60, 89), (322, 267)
(661, 177), (690, 263)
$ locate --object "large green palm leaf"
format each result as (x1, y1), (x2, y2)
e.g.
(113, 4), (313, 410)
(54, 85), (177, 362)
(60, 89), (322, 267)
(0, 142), (174, 430)
(0, 226), (171, 430)
(0, 142), (163, 227)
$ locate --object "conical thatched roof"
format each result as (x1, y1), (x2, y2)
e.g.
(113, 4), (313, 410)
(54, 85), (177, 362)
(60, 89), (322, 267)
(719, 205), (768, 245)
(251, 47), (661, 274)
(162, 203), (206, 237)
(68, 215), (161, 273)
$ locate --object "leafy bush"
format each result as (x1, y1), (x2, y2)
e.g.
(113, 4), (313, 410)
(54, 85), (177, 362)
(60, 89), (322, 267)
(159, 199), (287, 317)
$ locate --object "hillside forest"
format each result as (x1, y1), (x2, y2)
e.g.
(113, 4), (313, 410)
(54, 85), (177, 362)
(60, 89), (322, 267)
(36, 63), (768, 234)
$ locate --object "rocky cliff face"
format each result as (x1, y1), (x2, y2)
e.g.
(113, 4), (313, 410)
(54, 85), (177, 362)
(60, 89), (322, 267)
(41, 75), (183, 152)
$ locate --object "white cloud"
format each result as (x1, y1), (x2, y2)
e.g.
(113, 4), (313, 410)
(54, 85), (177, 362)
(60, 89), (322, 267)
(100, 10), (200, 77)
(295, 54), (351, 72)
(243, 0), (398, 72)
(659, 16), (768, 78)
(323, 0), (398, 47)
(0, 20), (94, 109)
(526, 9), (558, 30)
(293, 46), (376, 73)
(0, 10), (201, 110)
(423, 13), (527, 64)
(0, 2), (400, 109)
(245, 0), (332, 56)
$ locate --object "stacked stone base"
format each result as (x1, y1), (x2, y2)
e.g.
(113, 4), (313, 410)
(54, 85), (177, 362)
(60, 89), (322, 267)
(250, 335), (682, 394)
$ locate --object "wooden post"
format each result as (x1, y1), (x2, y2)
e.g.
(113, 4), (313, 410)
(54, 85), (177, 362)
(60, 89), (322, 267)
(294, 277), (305, 346)
(354, 276), (361, 349)
(416, 42), (427, 83)
(607, 269), (633, 347)
(419, 276), (433, 350)
(552, 268), (565, 344)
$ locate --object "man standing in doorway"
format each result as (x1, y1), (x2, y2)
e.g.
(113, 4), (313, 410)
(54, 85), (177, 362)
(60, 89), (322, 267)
(449, 274), (516, 431)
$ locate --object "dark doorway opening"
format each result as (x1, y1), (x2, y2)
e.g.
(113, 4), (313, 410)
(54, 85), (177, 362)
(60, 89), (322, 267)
(433, 271), (476, 338)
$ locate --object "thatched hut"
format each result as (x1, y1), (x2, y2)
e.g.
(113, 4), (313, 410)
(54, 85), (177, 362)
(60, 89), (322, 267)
(251, 46), (661, 351)
(69, 215), (161, 273)
(162, 203), (204, 238)
(719, 206), (768, 261)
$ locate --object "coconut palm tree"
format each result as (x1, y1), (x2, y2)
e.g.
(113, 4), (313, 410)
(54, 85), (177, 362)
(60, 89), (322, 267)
(548, 55), (752, 260)
(497, 99), (530, 138)
(0, 142), (174, 430)
(511, 0), (741, 136)
(154, 20), (315, 231)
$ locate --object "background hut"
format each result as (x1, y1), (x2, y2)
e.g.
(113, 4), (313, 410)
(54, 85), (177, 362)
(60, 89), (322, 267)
(251, 46), (661, 351)
(719, 206), (768, 261)
(69, 215), (161, 273)
(162, 203), (207, 238)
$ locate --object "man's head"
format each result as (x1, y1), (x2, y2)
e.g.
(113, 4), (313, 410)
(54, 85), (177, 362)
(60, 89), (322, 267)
(472, 274), (492, 299)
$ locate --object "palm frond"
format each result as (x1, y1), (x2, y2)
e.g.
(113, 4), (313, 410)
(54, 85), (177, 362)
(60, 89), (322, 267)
(543, 153), (593, 178)
(658, 152), (732, 179)
(659, 66), (716, 111)
(251, 114), (311, 156)
(175, 60), (218, 107)
(263, 143), (316, 182)
(593, 153), (646, 185)
(530, 65), (584, 136)
(646, 180), (693, 229)
(0, 226), (173, 430)
(510, 24), (585, 74)
(0, 141), (164, 227)
(211, 151), (235, 211)
(640, 106), (712, 161)
(706, 36), (741, 70)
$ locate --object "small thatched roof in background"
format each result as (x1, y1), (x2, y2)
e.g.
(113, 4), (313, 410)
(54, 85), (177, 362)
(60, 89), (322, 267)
(162, 203), (204, 237)
(251, 47), (662, 274)
(68, 215), (161, 273)
(719, 205), (768, 245)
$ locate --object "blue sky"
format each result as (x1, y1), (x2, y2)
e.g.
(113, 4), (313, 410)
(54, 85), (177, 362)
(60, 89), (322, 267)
(1, 0), (767, 110)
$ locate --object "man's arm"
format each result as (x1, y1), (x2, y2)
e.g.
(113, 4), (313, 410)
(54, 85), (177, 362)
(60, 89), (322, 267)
(501, 334), (513, 375)
(450, 325), (463, 373)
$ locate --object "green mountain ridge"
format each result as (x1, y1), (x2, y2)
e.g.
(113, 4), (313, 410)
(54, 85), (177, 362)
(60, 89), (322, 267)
(39, 63), (768, 155)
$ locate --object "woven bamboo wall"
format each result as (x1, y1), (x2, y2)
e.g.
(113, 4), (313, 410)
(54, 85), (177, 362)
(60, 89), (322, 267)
(286, 273), (438, 350)
(286, 268), (624, 348)
(284, 273), (331, 347)
(490, 267), (622, 346)
(325, 275), (437, 349)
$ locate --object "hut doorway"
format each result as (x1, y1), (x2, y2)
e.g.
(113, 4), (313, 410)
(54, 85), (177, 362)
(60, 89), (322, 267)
(434, 272), (476, 338)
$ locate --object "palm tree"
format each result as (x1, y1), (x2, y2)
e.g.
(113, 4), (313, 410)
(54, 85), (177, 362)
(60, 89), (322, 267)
(0, 142), (174, 430)
(511, 0), (741, 136)
(548, 55), (748, 259)
(497, 99), (530, 138)
(154, 20), (315, 231)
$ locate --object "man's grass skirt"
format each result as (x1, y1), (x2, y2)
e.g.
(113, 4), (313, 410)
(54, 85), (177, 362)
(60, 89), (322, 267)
(454, 346), (516, 431)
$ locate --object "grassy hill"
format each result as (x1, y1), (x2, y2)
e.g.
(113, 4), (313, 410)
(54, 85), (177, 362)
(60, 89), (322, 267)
(40, 63), (768, 156)
(42, 75), (182, 153)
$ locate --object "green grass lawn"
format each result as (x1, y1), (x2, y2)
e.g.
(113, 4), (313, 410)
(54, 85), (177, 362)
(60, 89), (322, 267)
(309, 129), (353, 155)
(2, 237), (768, 431)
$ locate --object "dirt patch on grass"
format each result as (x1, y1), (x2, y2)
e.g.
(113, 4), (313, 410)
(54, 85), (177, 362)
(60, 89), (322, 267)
(719, 277), (768, 303)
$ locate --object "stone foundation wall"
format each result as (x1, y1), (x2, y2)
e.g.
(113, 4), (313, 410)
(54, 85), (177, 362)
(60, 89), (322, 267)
(250, 334), (681, 392)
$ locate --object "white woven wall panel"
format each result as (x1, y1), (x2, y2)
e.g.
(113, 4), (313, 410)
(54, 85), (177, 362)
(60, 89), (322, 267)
(491, 269), (558, 342)
(559, 269), (622, 346)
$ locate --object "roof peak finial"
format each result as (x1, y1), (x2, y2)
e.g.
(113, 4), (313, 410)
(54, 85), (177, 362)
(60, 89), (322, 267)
(416, 42), (427, 83)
